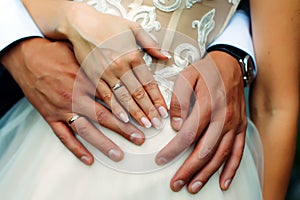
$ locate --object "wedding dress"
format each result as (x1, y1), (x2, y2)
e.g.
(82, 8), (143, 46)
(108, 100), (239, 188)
(0, 0), (263, 199)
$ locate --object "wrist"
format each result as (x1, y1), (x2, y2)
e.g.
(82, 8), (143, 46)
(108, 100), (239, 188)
(58, 2), (96, 43)
(21, 0), (73, 39)
(0, 37), (39, 71)
(207, 44), (255, 87)
(207, 51), (243, 88)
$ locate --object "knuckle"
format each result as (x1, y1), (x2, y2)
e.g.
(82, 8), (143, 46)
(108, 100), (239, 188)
(181, 131), (196, 147)
(132, 86), (146, 100)
(143, 81), (158, 91)
(96, 110), (107, 123)
(102, 92), (113, 103)
(110, 61), (126, 74)
(51, 90), (73, 109)
(128, 51), (143, 65)
(56, 132), (69, 145)
(76, 125), (90, 138)
(118, 92), (132, 103)
(170, 99), (188, 114)
(221, 148), (231, 159)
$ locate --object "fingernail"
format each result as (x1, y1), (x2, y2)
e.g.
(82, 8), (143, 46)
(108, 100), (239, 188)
(156, 157), (168, 166)
(141, 117), (152, 128)
(172, 117), (183, 130)
(161, 50), (172, 59)
(119, 112), (129, 123)
(80, 155), (91, 164)
(224, 179), (232, 190)
(158, 106), (168, 118)
(108, 149), (122, 161)
(173, 180), (185, 191)
(191, 181), (203, 193)
(130, 133), (144, 145)
(151, 117), (162, 129)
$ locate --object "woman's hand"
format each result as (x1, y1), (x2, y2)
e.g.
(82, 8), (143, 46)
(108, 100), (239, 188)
(65, 4), (169, 128)
(1, 37), (146, 165)
(155, 51), (247, 193)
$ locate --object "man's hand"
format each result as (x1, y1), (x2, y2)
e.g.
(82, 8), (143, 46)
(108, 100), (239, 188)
(0, 37), (145, 165)
(156, 51), (247, 193)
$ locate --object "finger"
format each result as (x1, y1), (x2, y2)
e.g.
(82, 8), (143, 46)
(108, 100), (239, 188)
(131, 58), (168, 118)
(165, 119), (224, 192)
(155, 98), (211, 166)
(118, 65), (163, 129)
(97, 79), (129, 123)
(156, 77), (213, 165)
(72, 97), (145, 145)
(67, 114), (124, 162)
(170, 66), (198, 130)
(50, 121), (94, 165)
(102, 61), (158, 129)
(184, 131), (235, 194)
(112, 83), (152, 129)
(129, 22), (171, 59)
(219, 131), (246, 191)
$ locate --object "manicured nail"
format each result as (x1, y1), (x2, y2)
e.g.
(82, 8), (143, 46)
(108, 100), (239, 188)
(173, 180), (185, 191)
(80, 155), (91, 164)
(158, 106), (168, 118)
(161, 50), (172, 59)
(151, 117), (162, 129)
(119, 112), (129, 123)
(191, 181), (203, 193)
(156, 157), (168, 166)
(108, 149), (122, 161)
(130, 133), (144, 145)
(224, 179), (232, 190)
(141, 117), (152, 128)
(172, 117), (183, 130)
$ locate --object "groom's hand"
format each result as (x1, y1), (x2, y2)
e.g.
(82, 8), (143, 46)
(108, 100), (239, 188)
(0, 37), (145, 165)
(155, 51), (247, 193)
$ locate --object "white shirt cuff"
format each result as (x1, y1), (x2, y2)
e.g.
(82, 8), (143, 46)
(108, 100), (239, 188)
(208, 10), (257, 76)
(0, 0), (43, 51)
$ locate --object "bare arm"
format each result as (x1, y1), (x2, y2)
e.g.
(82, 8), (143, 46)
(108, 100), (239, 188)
(250, 1), (300, 199)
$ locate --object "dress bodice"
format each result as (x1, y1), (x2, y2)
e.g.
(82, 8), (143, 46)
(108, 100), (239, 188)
(76, 0), (239, 59)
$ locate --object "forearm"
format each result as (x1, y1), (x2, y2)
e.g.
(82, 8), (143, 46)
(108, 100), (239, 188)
(21, 0), (78, 39)
(250, 98), (298, 200)
(250, 0), (300, 199)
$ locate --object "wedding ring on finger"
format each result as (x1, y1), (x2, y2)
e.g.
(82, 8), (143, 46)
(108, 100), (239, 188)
(111, 81), (124, 91)
(68, 114), (81, 125)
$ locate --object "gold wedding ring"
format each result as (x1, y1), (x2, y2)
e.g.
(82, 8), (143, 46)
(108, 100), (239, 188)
(68, 114), (81, 125)
(111, 81), (123, 91)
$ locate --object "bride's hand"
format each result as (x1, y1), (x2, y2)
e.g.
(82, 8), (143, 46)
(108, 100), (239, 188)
(25, 1), (169, 128)
(66, 4), (169, 128)
(1, 38), (146, 165)
(155, 52), (246, 193)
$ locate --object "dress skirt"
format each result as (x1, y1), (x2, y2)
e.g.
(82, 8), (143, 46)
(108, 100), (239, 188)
(0, 98), (263, 200)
